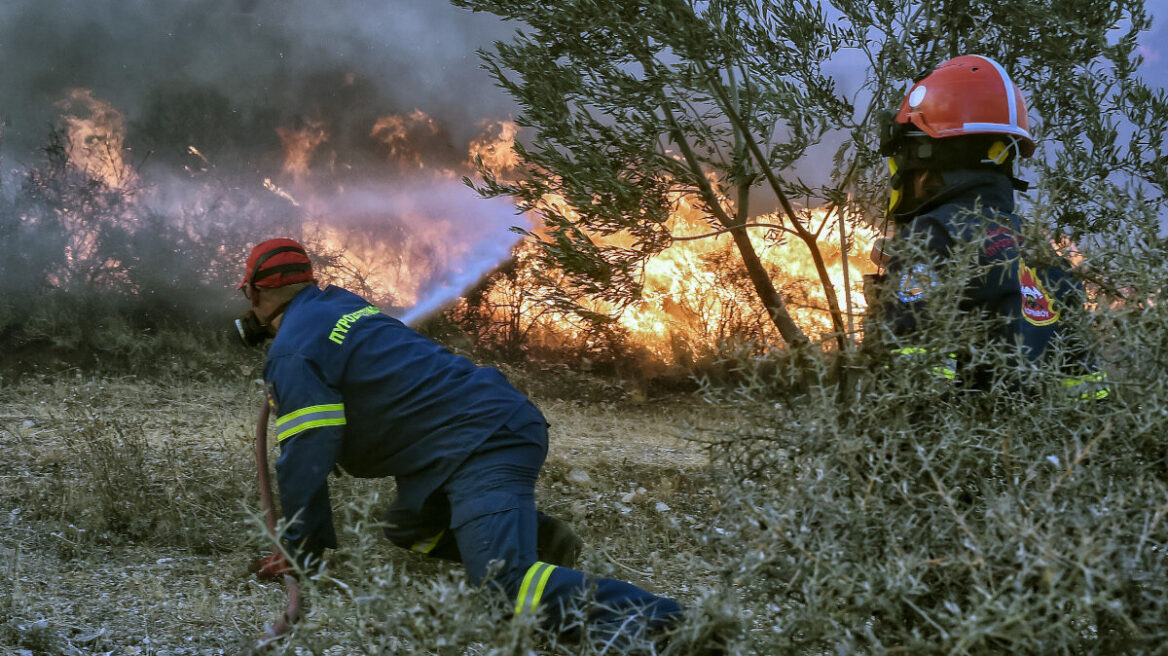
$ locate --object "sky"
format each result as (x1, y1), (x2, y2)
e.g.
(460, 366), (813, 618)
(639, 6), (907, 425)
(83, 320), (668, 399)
(1140, 0), (1168, 84)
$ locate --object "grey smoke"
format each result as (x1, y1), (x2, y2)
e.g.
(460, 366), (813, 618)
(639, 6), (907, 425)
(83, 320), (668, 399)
(0, 0), (527, 320)
(0, 0), (516, 160)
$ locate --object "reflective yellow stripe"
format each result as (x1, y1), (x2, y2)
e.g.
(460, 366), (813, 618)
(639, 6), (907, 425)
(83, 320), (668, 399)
(278, 417), (346, 442)
(532, 562), (555, 608)
(932, 364), (957, 380)
(277, 403), (345, 425)
(276, 403), (346, 442)
(411, 530), (445, 555)
(515, 562), (543, 615)
(514, 561), (556, 615)
(891, 347), (957, 381)
(1063, 372), (1108, 386)
(1062, 372), (1110, 401)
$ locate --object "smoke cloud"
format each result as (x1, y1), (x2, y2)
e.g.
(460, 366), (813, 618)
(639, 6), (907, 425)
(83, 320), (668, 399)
(0, 1), (530, 321)
(0, 0), (516, 157)
(2, 1), (1164, 325)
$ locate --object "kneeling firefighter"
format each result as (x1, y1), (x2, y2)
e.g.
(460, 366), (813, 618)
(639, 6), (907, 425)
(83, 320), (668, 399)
(236, 239), (686, 648)
(866, 54), (1107, 400)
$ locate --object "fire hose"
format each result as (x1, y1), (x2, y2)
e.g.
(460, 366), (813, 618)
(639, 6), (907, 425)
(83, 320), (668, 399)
(253, 398), (302, 648)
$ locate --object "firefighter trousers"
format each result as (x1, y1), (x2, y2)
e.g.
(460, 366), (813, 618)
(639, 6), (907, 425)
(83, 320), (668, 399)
(383, 421), (683, 645)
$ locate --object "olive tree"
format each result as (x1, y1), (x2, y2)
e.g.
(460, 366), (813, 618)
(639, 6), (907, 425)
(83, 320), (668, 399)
(453, 0), (1164, 359)
(454, 0), (890, 352)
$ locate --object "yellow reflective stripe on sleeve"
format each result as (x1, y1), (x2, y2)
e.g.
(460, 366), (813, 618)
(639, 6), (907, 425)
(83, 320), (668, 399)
(276, 403), (346, 442)
(410, 530), (445, 555)
(1063, 372), (1108, 386)
(1062, 372), (1110, 401)
(514, 561), (557, 615)
(891, 347), (957, 381)
(277, 403), (345, 425)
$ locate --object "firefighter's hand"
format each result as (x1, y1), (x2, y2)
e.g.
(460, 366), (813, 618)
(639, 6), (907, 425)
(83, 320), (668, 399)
(249, 552), (293, 580)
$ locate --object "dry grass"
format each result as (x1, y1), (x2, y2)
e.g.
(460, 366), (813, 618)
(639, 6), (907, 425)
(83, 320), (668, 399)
(0, 369), (734, 654)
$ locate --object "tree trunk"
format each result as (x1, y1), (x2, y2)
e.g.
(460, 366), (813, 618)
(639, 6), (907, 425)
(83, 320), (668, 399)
(838, 210), (855, 341)
(727, 221), (808, 348)
(696, 64), (848, 350)
(731, 170), (808, 349)
(644, 50), (811, 350)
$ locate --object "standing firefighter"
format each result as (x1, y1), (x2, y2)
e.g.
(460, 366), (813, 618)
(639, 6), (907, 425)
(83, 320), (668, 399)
(868, 54), (1107, 399)
(235, 238), (685, 648)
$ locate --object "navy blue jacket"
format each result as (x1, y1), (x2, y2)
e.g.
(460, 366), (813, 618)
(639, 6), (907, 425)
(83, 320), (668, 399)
(875, 169), (1080, 367)
(264, 285), (538, 560)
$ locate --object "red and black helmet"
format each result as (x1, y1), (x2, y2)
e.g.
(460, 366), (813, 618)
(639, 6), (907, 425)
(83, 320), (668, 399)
(882, 55), (1036, 157)
(238, 238), (314, 290)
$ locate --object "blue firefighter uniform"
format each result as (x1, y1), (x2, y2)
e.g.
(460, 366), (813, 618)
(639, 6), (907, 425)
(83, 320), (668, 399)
(873, 169), (1107, 398)
(264, 284), (681, 639)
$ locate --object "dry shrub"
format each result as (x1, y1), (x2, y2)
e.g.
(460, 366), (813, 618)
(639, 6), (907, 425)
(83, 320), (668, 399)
(700, 230), (1168, 654)
(242, 453), (743, 654)
(11, 395), (256, 556)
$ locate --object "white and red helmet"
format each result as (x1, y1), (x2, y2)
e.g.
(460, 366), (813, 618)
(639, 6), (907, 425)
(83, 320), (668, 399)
(890, 55), (1035, 157)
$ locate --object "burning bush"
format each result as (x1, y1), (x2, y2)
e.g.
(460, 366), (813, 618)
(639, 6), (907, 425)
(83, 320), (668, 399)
(0, 128), (271, 372)
(1, 80), (883, 378)
(448, 204), (874, 377)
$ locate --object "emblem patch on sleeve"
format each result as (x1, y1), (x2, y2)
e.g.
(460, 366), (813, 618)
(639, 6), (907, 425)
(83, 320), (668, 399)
(896, 263), (934, 303)
(265, 381), (279, 412)
(1019, 261), (1060, 326)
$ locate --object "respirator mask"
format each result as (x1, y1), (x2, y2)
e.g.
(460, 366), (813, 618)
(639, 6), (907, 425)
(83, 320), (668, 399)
(235, 310), (269, 347)
(235, 288), (294, 348)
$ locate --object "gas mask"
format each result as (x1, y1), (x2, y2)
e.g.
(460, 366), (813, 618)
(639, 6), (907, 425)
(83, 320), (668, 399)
(235, 310), (269, 347)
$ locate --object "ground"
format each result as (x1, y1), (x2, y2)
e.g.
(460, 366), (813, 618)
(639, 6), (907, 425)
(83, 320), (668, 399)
(0, 368), (729, 655)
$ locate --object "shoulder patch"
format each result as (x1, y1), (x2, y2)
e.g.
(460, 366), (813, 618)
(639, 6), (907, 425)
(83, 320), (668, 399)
(265, 381), (278, 413)
(896, 263), (935, 303)
(1019, 260), (1060, 326)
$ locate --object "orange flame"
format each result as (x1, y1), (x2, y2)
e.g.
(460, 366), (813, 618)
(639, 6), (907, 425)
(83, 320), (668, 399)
(370, 109), (440, 172)
(270, 106), (877, 356)
(465, 124), (879, 357)
(597, 201), (876, 357)
(467, 119), (521, 176)
(277, 119), (329, 185)
(56, 89), (136, 189)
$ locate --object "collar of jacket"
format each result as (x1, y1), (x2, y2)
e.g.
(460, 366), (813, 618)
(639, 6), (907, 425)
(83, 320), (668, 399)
(276, 284), (321, 326)
(894, 168), (1016, 223)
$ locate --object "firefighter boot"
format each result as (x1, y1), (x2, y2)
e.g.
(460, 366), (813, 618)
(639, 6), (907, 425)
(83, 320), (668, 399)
(536, 514), (583, 569)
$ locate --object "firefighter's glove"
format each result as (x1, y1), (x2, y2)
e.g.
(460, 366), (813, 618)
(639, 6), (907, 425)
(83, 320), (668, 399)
(250, 552), (293, 581)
